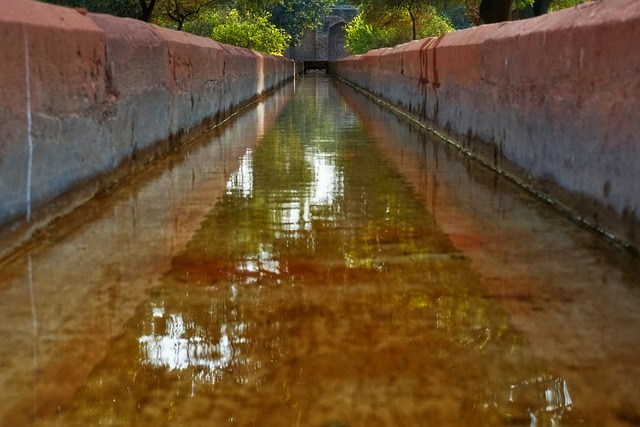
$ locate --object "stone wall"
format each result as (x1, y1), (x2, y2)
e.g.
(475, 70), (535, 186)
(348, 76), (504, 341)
(329, 0), (640, 251)
(287, 6), (357, 61)
(0, 0), (300, 258)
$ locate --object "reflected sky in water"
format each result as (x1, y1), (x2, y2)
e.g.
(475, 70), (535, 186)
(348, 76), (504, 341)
(50, 77), (578, 427)
(4, 76), (639, 427)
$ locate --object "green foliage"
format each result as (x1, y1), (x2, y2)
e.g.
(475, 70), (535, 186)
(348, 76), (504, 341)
(39, 0), (142, 18)
(182, 10), (223, 36)
(176, 0), (332, 52)
(418, 9), (455, 38)
(155, 0), (218, 30)
(156, 4), (294, 55)
(513, 0), (535, 9)
(345, 9), (454, 55)
(344, 15), (398, 54)
(549, 0), (588, 11)
(227, 0), (280, 15)
(211, 9), (292, 55)
(356, 0), (459, 40)
(270, 0), (337, 45)
(439, 2), (473, 29)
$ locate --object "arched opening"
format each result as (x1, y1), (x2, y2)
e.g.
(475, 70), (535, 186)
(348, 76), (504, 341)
(328, 22), (348, 60)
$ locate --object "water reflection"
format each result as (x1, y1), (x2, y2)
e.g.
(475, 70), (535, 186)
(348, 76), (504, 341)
(46, 76), (578, 426)
(139, 305), (233, 374)
(0, 81), (296, 426)
(4, 76), (638, 427)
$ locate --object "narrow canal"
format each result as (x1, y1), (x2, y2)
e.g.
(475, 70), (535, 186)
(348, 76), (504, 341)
(0, 75), (639, 427)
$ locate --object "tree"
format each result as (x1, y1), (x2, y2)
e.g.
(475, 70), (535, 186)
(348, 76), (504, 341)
(182, 9), (223, 36)
(478, 0), (586, 23)
(356, 0), (438, 40)
(155, 0), (217, 30)
(269, 0), (337, 46)
(227, 0), (280, 14)
(211, 9), (292, 55)
(344, 8), (453, 54)
(139, 0), (157, 21)
(420, 8), (456, 36)
(344, 14), (398, 54)
(39, 0), (142, 19)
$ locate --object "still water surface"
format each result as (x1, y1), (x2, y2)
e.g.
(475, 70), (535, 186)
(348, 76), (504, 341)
(0, 76), (639, 427)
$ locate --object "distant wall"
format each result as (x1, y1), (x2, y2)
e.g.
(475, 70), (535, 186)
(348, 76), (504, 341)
(0, 0), (300, 258)
(286, 6), (357, 61)
(329, 0), (640, 251)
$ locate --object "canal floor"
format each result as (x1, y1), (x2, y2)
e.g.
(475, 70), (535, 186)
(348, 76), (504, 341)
(0, 75), (638, 427)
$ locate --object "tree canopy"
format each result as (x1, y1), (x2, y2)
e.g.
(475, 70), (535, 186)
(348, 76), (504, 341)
(344, 7), (455, 54)
(159, 0), (335, 54)
(156, 0), (217, 30)
(40, 0), (143, 19)
(40, 0), (591, 55)
(212, 9), (292, 55)
(355, 0), (451, 40)
(270, 0), (336, 46)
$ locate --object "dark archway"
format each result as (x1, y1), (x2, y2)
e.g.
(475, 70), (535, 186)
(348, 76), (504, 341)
(328, 22), (348, 60)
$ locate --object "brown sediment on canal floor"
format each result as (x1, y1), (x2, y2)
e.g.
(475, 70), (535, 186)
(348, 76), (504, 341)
(0, 77), (638, 427)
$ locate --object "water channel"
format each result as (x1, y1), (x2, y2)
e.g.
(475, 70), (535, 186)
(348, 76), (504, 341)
(0, 75), (639, 427)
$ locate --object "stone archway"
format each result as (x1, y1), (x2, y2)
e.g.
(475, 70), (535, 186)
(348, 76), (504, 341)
(286, 6), (358, 62)
(328, 22), (348, 60)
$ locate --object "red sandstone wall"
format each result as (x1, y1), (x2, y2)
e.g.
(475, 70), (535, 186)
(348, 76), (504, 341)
(329, 0), (640, 250)
(0, 0), (298, 257)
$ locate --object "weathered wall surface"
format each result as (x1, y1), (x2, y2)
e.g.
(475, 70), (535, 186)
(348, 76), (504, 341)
(0, 0), (299, 258)
(329, 0), (640, 250)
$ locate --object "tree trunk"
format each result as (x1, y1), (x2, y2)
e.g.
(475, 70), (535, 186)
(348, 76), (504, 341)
(139, 0), (157, 22)
(408, 9), (417, 40)
(479, 0), (512, 23)
(533, 0), (552, 15)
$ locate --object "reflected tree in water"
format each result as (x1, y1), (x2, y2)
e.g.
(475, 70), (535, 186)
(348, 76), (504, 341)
(57, 80), (574, 426)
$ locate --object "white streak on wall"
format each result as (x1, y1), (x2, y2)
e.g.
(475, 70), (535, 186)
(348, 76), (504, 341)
(24, 31), (34, 223)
